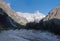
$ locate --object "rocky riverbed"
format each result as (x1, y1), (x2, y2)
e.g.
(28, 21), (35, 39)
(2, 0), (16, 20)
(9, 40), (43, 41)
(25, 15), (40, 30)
(0, 29), (60, 41)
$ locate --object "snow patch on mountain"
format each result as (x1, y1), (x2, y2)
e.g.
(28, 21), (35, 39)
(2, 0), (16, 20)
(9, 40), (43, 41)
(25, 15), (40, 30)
(16, 10), (46, 23)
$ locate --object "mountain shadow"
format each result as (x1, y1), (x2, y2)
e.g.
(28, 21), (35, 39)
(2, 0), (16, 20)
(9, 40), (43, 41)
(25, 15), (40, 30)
(25, 22), (39, 29)
(26, 18), (60, 35)
(0, 8), (25, 30)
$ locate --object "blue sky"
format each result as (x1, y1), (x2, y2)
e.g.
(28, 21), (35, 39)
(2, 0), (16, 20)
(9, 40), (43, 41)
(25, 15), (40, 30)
(4, 0), (60, 15)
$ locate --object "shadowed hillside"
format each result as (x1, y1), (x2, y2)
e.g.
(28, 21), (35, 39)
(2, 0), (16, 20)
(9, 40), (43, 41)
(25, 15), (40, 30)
(0, 8), (25, 30)
(26, 17), (60, 35)
(26, 5), (60, 35)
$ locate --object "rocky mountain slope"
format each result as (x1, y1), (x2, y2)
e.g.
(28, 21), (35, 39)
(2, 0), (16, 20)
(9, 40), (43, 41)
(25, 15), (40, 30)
(0, 1), (45, 29)
(0, 1), (29, 30)
(0, 1), (28, 26)
(25, 4), (60, 35)
(43, 4), (60, 21)
(38, 4), (60, 35)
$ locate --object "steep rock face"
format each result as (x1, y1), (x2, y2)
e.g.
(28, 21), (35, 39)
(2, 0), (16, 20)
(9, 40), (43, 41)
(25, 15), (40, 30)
(43, 5), (60, 21)
(0, 1), (28, 26)
(39, 5), (60, 35)
(0, 1), (28, 30)
(42, 5), (60, 26)
(0, 8), (16, 30)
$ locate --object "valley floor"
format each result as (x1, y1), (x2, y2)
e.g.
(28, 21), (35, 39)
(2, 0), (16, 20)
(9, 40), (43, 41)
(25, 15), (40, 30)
(0, 29), (60, 41)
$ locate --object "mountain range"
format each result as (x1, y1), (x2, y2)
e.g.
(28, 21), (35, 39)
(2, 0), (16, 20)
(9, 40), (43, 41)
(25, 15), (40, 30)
(0, 0), (60, 41)
(0, 1), (45, 30)
(0, 0), (60, 35)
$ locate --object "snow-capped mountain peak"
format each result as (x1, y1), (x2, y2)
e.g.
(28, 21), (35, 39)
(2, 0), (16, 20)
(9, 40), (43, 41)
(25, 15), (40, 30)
(16, 11), (46, 23)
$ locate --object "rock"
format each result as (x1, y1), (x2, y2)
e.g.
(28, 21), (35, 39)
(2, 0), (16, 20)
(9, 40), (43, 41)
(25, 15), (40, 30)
(39, 4), (60, 35)
(0, 1), (28, 26)
(43, 4), (60, 21)
(0, 1), (27, 30)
